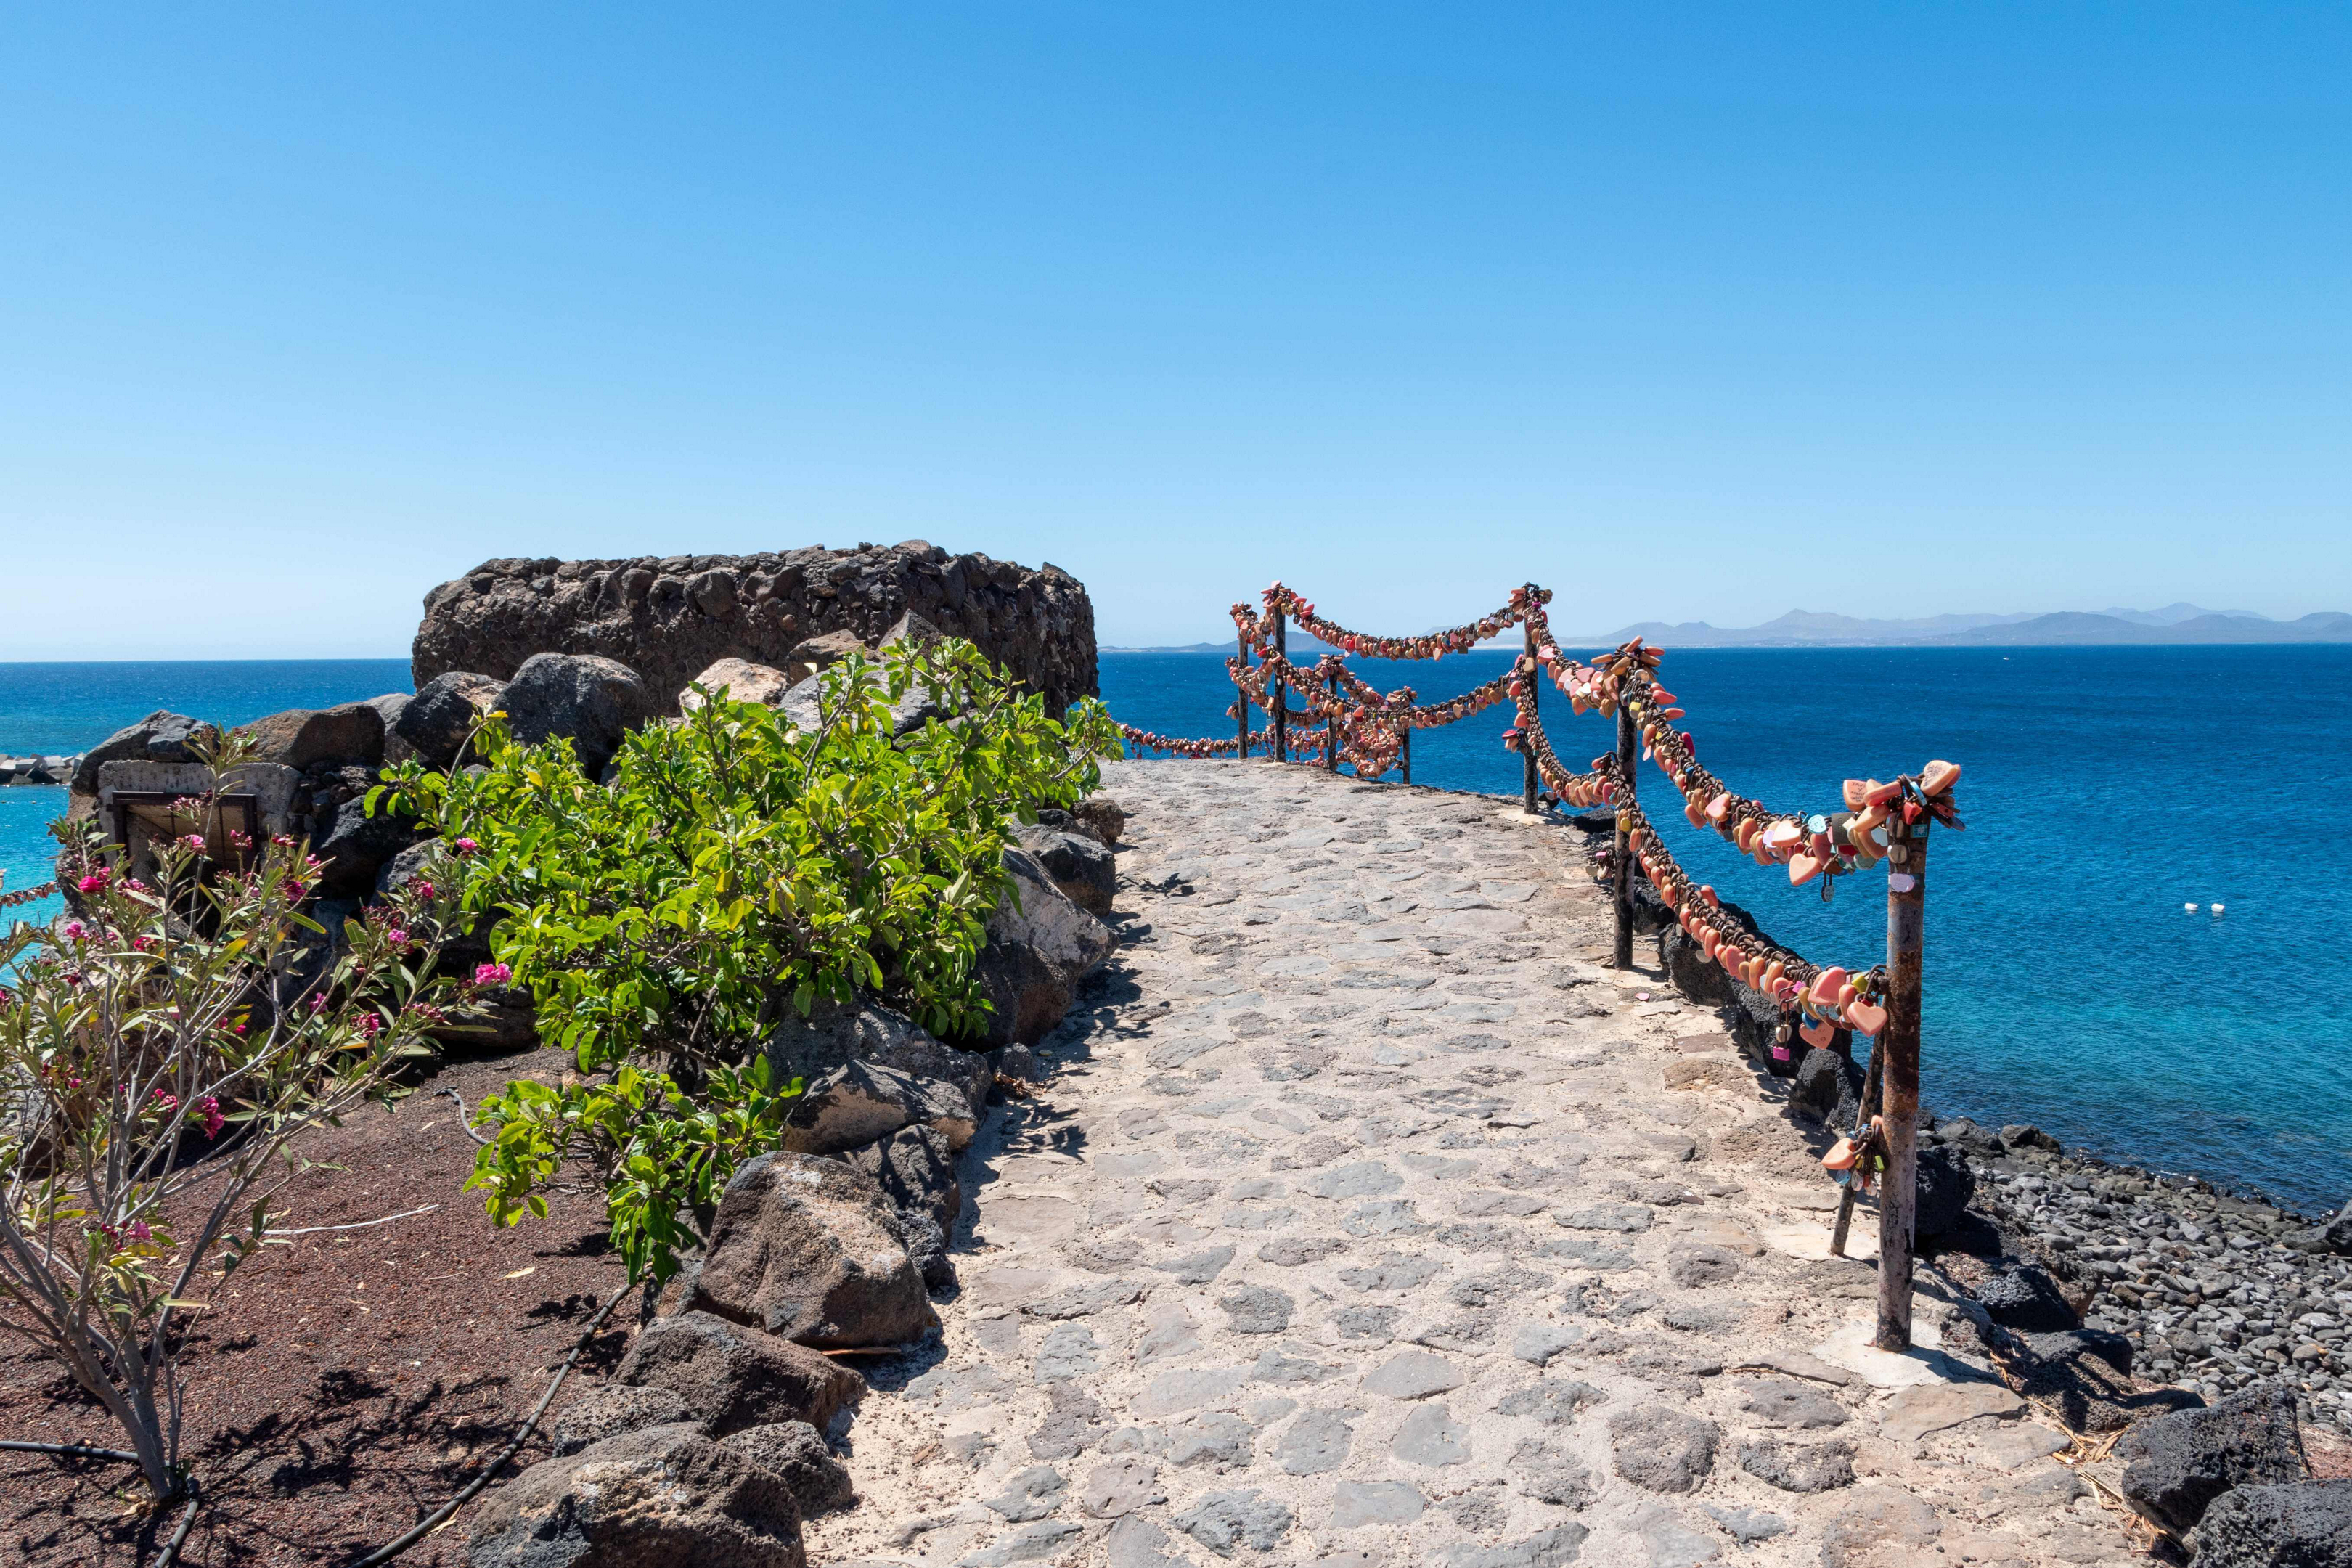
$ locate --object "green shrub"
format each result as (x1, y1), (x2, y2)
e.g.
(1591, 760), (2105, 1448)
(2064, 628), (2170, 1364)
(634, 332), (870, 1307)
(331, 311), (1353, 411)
(378, 638), (1119, 1281)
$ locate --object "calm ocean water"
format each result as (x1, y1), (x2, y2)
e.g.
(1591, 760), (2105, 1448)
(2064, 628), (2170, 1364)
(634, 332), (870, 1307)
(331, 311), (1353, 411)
(1103, 645), (2352, 1214)
(4, 649), (2348, 1210)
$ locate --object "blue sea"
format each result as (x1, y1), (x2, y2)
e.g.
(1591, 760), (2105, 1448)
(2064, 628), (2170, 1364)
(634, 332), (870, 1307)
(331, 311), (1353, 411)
(5, 648), (2349, 1212)
(1104, 645), (2352, 1215)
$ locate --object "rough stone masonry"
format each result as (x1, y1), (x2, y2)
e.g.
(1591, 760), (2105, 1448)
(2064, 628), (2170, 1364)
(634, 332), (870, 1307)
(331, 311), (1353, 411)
(800, 760), (2147, 1568)
(409, 542), (1098, 716)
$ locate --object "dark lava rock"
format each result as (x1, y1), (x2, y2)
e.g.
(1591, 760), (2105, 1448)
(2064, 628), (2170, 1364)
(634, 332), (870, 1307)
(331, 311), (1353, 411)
(2192, 1480), (2352, 1568)
(1914, 1146), (1976, 1239)
(409, 545), (1098, 717)
(237, 703), (384, 770)
(681, 1153), (938, 1349)
(498, 652), (659, 780)
(2114, 1381), (2308, 1532)
(1974, 1263), (2079, 1333)
(616, 1311), (864, 1437)
(71, 710), (217, 793)
(393, 671), (506, 769)
(1790, 1047), (1863, 1127)
(467, 1422), (806, 1568)
(718, 1420), (857, 1516)
(1737, 1437), (1855, 1493)
(1013, 822), (1116, 915)
(2014, 1328), (2200, 1434)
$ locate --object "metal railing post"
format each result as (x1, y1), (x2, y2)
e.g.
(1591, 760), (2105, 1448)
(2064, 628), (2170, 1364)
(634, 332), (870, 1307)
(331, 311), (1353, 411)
(1237, 626), (1251, 757)
(1522, 591), (1539, 814)
(1273, 612), (1289, 764)
(1612, 702), (1637, 968)
(1874, 815), (1929, 1349)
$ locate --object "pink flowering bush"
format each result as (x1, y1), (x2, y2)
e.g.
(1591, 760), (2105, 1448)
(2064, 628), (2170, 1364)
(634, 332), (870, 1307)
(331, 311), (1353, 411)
(0, 746), (463, 1504)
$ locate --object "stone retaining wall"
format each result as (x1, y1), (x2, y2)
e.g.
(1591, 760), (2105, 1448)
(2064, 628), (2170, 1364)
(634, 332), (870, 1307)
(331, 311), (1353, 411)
(409, 542), (1098, 715)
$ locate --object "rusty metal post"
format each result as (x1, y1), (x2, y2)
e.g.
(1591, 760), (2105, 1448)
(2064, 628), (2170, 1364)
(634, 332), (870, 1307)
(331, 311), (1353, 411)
(1521, 595), (1539, 814)
(1400, 711), (1412, 785)
(1236, 626), (1250, 757)
(1273, 613), (1289, 764)
(1875, 814), (1930, 1350)
(1612, 702), (1637, 969)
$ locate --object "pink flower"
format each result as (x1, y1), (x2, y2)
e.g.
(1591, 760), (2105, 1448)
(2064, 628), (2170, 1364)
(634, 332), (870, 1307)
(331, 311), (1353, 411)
(197, 1096), (224, 1139)
(181, 834), (205, 852)
(356, 1013), (382, 1037)
(126, 878), (147, 893)
(126, 1220), (151, 1244)
(152, 1088), (180, 1114)
(307, 994), (327, 1013)
(386, 928), (409, 948)
(453, 838), (478, 856)
(76, 870), (110, 895)
(412, 881), (435, 900)
(473, 962), (512, 987)
(61, 920), (86, 940)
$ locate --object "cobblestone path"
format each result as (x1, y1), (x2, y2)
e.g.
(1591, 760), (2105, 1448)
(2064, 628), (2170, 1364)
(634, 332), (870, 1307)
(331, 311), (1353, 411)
(808, 761), (2138, 1568)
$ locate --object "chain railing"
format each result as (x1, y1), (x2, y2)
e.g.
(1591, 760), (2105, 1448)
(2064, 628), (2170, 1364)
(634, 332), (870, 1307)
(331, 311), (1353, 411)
(1114, 579), (1967, 1353)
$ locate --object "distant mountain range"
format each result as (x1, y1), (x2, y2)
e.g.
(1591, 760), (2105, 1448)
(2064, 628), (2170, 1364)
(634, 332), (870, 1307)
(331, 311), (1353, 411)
(1104, 603), (2352, 653)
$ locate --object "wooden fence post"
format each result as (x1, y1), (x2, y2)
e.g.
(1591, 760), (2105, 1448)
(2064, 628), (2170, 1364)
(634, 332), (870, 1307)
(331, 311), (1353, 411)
(1273, 613), (1289, 764)
(1875, 815), (1930, 1350)
(1612, 702), (1637, 969)
(1521, 592), (1539, 815)
(1237, 627), (1251, 757)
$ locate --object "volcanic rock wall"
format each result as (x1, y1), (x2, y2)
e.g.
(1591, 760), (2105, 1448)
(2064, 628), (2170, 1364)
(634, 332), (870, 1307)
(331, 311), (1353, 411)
(410, 541), (1098, 714)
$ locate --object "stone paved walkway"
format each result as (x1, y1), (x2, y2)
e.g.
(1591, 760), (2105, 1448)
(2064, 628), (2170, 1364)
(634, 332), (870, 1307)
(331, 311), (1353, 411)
(808, 761), (2140, 1568)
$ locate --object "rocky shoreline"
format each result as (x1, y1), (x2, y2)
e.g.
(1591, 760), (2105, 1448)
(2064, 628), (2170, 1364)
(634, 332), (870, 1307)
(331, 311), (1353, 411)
(0, 752), (78, 786)
(1943, 1120), (2352, 1437)
(1546, 807), (2352, 1447)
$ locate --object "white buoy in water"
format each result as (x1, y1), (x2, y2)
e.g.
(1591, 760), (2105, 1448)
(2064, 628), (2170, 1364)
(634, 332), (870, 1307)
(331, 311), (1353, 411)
(2184, 902), (2200, 913)
(2211, 903), (2226, 915)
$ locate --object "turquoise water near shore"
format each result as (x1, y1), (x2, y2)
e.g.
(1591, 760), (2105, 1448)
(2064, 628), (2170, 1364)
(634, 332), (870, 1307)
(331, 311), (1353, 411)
(4, 648), (2349, 1211)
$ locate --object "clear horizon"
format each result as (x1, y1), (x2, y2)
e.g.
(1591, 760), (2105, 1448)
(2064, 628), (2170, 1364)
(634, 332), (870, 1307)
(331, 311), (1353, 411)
(4, 6), (2347, 658)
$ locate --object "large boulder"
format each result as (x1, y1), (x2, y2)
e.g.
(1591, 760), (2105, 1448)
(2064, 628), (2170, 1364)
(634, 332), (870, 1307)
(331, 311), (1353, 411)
(396, 671), (507, 769)
(2115, 1381), (2308, 1532)
(2014, 1328), (2200, 1433)
(1914, 1146), (1975, 1239)
(1013, 823), (1116, 916)
(761, 1000), (991, 1116)
(842, 1123), (961, 1234)
(778, 1061), (976, 1156)
(410, 546), (1098, 716)
(1071, 796), (1127, 846)
(717, 1421), (856, 1517)
(2193, 1480), (2352, 1568)
(1659, 923), (1737, 1008)
(309, 790), (427, 896)
(236, 703), (385, 770)
(1789, 1047), (1863, 1126)
(70, 711), (216, 794)
(367, 693), (415, 766)
(466, 1422), (806, 1568)
(1972, 1263), (2078, 1333)
(499, 653), (658, 780)
(681, 658), (793, 711)
(971, 846), (1114, 1048)
(551, 1384), (700, 1457)
(681, 1154), (940, 1349)
(616, 1312), (863, 1437)
(784, 629), (865, 685)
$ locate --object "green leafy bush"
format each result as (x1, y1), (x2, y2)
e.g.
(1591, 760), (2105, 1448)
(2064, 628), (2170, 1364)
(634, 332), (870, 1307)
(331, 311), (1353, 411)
(380, 638), (1119, 1282)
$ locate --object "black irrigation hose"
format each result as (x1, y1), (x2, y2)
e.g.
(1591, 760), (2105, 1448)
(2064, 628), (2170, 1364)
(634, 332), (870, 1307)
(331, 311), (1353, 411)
(0, 1437), (143, 1463)
(341, 1277), (638, 1568)
(155, 1477), (202, 1568)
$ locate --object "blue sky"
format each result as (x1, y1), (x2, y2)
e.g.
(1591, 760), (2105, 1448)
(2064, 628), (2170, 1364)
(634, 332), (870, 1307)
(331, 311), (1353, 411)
(2, 5), (2346, 657)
